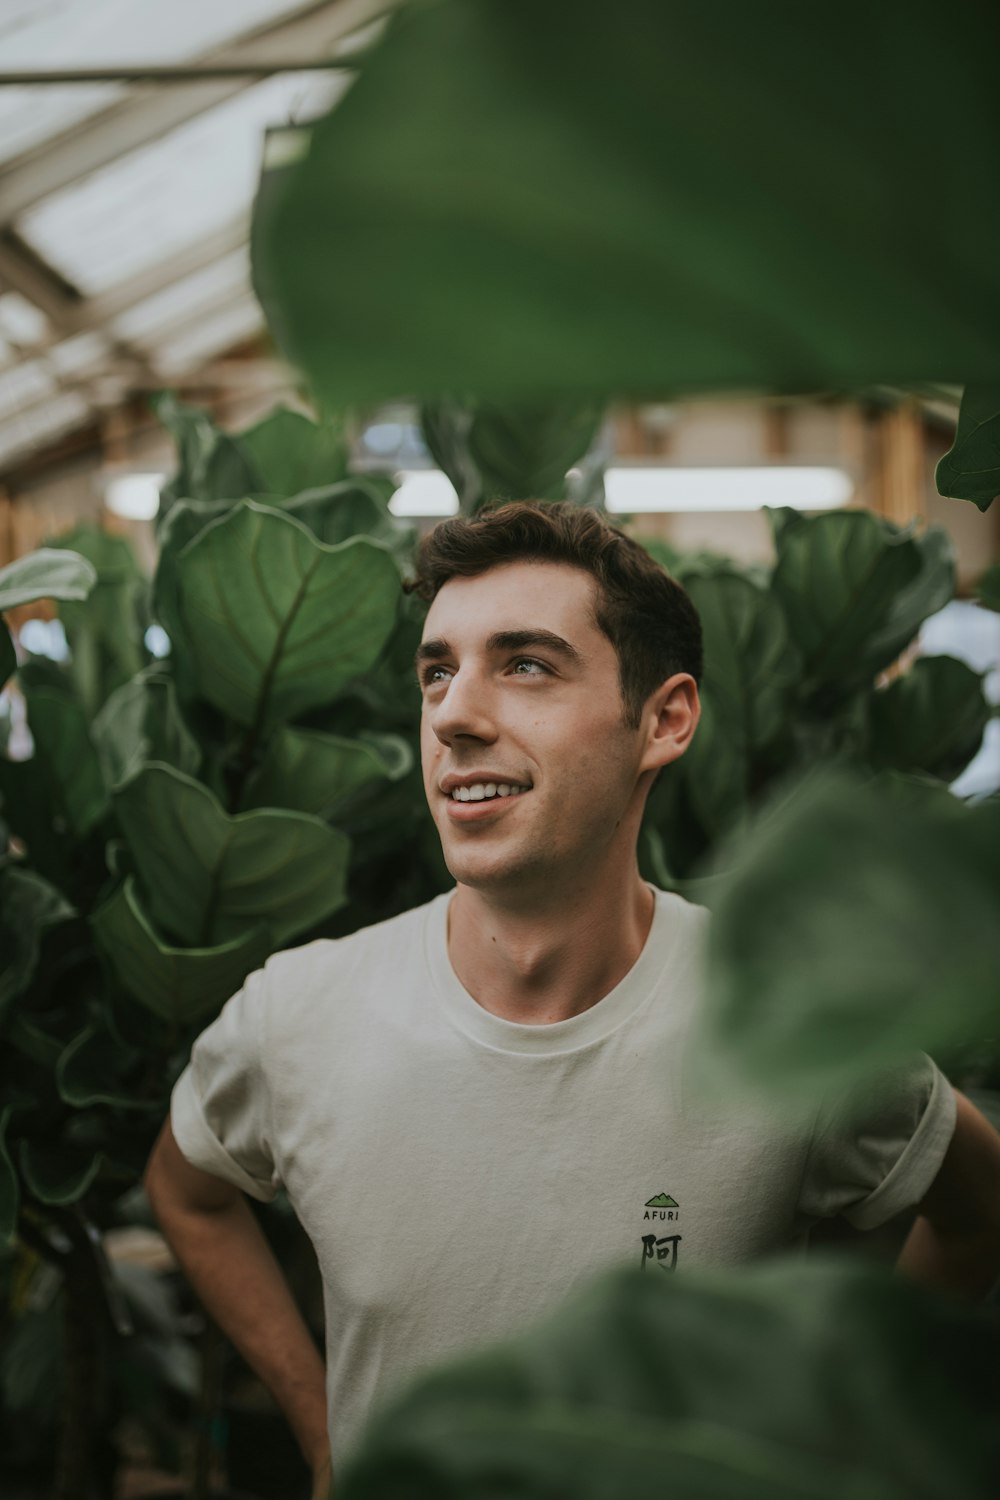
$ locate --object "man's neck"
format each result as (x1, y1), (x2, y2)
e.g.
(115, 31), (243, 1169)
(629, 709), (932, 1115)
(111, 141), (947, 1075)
(446, 871), (655, 1025)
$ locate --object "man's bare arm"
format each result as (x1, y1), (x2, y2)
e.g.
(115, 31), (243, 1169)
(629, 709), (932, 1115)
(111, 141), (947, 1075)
(144, 1120), (331, 1492)
(896, 1089), (1000, 1300)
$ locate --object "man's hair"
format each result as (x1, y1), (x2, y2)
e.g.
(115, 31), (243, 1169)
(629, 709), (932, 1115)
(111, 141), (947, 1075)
(407, 501), (702, 729)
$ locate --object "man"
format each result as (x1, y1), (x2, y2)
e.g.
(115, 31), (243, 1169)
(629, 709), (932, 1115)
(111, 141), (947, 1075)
(145, 502), (1000, 1496)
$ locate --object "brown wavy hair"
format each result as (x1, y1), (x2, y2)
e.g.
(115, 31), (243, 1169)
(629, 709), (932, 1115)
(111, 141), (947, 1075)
(406, 501), (702, 729)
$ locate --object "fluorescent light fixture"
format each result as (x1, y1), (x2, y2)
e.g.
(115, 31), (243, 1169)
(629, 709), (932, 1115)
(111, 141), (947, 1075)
(390, 470), (459, 517)
(605, 465), (853, 513)
(386, 465), (853, 518)
(105, 472), (165, 521)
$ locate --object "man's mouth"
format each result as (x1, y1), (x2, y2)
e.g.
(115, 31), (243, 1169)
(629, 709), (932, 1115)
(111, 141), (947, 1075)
(448, 782), (531, 803)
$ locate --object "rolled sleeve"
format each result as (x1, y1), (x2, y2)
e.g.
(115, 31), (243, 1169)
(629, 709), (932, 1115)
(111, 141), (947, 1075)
(799, 1056), (957, 1230)
(169, 966), (280, 1204)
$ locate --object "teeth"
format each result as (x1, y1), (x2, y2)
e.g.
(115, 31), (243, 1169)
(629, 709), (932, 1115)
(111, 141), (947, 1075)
(450, 783), (529, 802)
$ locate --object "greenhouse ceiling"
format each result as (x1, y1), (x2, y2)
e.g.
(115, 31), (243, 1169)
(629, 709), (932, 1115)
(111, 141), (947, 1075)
(0, 0), (392, 476)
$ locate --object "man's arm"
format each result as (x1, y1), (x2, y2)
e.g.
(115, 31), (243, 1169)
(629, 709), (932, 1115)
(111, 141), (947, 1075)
(144, 1120), (332, 1495)
(895, 1089), (1000, 1301)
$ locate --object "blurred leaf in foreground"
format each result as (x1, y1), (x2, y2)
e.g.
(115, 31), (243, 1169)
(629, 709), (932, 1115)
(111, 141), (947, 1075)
(341, 1258), (1000, 1500)
(935, 384), (1000, 512)
(253, 0), (1000, 405)
(699, 773), (1000, 1101)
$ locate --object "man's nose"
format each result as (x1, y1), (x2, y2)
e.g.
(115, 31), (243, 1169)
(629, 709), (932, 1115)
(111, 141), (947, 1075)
(429, 669), (498, 745)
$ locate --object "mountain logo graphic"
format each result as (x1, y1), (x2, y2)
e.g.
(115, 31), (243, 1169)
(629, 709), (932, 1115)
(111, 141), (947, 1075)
(645, 1193), (679, 1208)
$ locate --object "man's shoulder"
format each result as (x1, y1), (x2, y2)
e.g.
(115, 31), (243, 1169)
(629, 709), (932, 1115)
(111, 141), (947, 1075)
(258, 891), (446, 1004)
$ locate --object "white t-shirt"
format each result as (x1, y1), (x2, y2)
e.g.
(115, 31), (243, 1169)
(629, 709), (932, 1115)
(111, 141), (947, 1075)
(171, 887), (956, 1464)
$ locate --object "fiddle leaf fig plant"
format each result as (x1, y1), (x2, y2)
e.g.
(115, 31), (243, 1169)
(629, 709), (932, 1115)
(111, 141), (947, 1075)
(936, 384), (1000, 511)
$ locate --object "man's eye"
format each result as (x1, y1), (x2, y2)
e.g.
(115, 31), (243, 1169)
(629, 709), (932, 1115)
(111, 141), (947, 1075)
(511, 658), (548, 676)
(421, 665), (452, 686)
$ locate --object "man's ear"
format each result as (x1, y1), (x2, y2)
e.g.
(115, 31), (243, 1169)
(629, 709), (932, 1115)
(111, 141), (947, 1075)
(639, 673), (700, 775)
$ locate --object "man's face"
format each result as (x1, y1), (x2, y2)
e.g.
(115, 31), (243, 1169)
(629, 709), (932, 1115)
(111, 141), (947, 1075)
(417, 560), (652, 897)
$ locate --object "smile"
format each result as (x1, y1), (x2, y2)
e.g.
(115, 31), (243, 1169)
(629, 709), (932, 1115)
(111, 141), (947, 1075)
(449, 782), (530, 802)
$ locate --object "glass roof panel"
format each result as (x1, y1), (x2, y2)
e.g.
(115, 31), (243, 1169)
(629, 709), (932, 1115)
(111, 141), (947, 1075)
(0, 389), (90, 467)
(153, 296), (263, 377)
(111, 248), (251, 345)
(18, 72), (348, 295)
(0, 360), (56, 421)
(0, 0), (317, 166)
(0, 292), (51, 347)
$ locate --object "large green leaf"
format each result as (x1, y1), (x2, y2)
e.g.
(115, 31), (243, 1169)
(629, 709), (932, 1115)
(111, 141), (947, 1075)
(0, 623), (13, 687)
(155, 392), (258, 513)
(159, 501), (400, 731)
(975, 562), (1000, 613)
(699, 773), (1000, 1101)
(91, 877), (272, 1025)
(0, 548), (97, 612)
(0, 1106), (18, 1243)
(114, 762), (350, 947)
(252, 0), (1000, 406)
(863, 526), (956, 672)
(284, 481), (414, 563)
(46, 526), (146, 717)
(0, 864), (74, 1028)
(55, 1021), (153, 1111)
(935, 384), (1000, 511)
(239, 407), (348, 496)
(867, 656), (990, 783)
(686, 571), (799, 752)
(245, 726), (412, 818)
(341, 1259), (1000, 1500)
(18, 1139), (105, 1207)
(420, 400), (603, 511)
(770, 512), (947, 696)
(91, 666), (200, 791)
(24, 684), (109, 836)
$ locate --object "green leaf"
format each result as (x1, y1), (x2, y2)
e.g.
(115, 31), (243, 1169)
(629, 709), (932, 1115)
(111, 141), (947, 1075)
(55, 1021), (152, 1111)
(935, 384), (1000, 511)
(284, 480), (415, 562)
(91, 877), (272, 1025)
(770, 512), (939, 695)
(677, 689), (748, 839)
(469, 402), (603, 502)
(155, 393), (258, 511)
(419, 403), (482, 511)
(252, 1), (1000, 405)
(700, 773), (1000, 1101)
(0, 622), (13, 687)
(245, 726), (412, 817)
(974, 562), (1000, 613)
(863, 526), (955, 672)
(341, 1259), (1000, 1500)
(0, 548), (97, 612)
(0, 864), (74, 1027)
(420, 400), (603, 511)
(867, 656), (990, 783)
(114, 762), (350, 947)
(91, 666), (200, 790)
(0, 1107), (18, 1243)
(0, 753), (72, 888)
(45, 526), (146, 717)
(24, 684), (109, 836)
(239, 407), (348, 496)
(160, 500), (400, 731)
(686, 571), (800, 752)
(18, 1139), (105, 1206)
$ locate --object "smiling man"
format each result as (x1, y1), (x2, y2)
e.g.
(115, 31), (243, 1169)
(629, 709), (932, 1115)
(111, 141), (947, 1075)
(145, 501), (1000, 1493)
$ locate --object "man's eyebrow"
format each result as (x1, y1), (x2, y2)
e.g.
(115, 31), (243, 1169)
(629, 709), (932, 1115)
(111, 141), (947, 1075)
(485, 629), (584, 664)
(414, 630), (584, 673)
(414, 637), (452, 669)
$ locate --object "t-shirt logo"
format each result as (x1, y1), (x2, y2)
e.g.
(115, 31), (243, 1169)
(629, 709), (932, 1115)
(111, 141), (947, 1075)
(640, 1190), (681, 1272)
